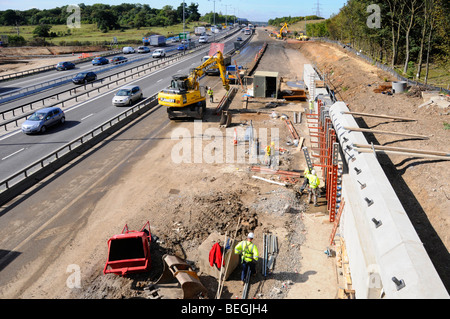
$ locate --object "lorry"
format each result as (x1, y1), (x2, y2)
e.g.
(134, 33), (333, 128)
(149, 35), (166, 46)
(194, 26), (206, 36)
(201, 53), (231, 75)
(157, 51), (230, 120)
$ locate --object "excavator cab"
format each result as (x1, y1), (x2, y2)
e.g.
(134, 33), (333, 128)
(170, 75), (189, 93)
(158, 51), (229, 120)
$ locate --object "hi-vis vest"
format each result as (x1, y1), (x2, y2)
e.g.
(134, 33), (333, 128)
(235, 240), (259, 263)
(306, 173), (320, 189)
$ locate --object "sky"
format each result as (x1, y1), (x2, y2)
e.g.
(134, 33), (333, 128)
(0, 0), (348, 22)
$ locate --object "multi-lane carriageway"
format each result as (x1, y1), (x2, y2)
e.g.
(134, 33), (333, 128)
(0, 29), (253, 184)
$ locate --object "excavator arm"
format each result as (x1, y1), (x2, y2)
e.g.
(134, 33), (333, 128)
(189, 51), (230, 91)
(158, 50), (230, 120)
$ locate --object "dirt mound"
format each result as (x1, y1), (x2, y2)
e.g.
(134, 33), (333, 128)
(159, 190), (259, 255)
(0, 45), (107, 56)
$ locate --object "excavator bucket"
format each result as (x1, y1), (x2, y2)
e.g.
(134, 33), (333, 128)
(103, 221), (152, 276)
(154, 254), (208, 299)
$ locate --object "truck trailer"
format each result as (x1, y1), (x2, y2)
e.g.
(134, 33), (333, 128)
(149, 35), (166, 46)
(195, 26), (206, 36)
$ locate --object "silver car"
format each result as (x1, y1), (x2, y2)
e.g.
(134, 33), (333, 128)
(112, 85), (143, 106)
(137, 46), (151, 53)
(21, 107), (65, 134)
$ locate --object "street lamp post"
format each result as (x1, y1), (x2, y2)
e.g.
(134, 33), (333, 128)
(223, 4), (232, 28)
(208, 0), (221, 41)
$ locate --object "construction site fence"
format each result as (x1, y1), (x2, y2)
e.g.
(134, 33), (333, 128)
(311, 37), (450, 95)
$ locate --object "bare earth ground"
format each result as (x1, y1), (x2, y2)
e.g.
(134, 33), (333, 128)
(1, 30), (448, 300)
(0, 46), (107, 77)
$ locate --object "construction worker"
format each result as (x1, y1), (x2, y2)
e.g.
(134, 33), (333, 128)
(207, 87), (214, 103)
(305, 169), (320, 206)
(309, 99), (314, 113)
(234, 232), (259, 284)
(264, 141), (276, 168)
(297, 166), (310, 195)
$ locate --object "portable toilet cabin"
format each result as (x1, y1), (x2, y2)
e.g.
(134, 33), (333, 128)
(253, 71), (279, 98)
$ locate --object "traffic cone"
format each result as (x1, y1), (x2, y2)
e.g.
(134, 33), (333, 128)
(233, 128), (238, 145)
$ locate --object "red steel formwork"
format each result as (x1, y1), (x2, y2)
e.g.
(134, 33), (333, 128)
(304, 99), (340, 222)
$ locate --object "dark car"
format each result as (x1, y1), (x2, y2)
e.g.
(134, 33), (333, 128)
(111, 56), (128, 64)
(55, 61), (75, 71)
(237, 37), (243, 41)
(72, 71), (97, 84)
(21, 107), (65, 134)
(92, 56), (109, 65)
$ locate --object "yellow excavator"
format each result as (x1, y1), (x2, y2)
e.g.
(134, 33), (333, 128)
(158, 51), (230, 120)
(276, 22), (289, 39)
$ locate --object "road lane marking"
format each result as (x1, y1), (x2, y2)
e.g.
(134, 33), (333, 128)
(2, 148), (24, 161)
(0, 40), (226, 141)
(81, 113), (94, 121)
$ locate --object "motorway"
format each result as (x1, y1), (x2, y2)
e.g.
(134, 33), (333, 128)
(0, 28), (250, 183)
(0, 27), (265, 297)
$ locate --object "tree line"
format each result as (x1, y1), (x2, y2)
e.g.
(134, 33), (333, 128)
(268, 15), (323, 27)
(306, 0), (449, 84)
(0, 2), (201, 32)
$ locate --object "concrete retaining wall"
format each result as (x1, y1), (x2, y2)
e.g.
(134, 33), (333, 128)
(329, 101), (449, 298)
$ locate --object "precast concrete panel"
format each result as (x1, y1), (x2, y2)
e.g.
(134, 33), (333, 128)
(330, 101), (449, 299)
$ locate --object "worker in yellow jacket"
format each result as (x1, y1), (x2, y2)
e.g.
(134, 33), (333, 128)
(234, 233), (259, 284)
(298, 167), (310, 195)
(305, 169), (320, 206)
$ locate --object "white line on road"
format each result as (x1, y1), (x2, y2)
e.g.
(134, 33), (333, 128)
(81, 113), (94, 121)
(2, 148), (24, 161)
(0, 46), (215, 141)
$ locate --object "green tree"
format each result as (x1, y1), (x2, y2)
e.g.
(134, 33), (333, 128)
(33, 24), (52, 37)
(93, 9), (119, 32)
(134, 11), (147, 29)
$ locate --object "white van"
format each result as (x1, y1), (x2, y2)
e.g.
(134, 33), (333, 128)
(152, 49), (166, 58)
(198, 36), (208, 43)
(122, 46), (135, 54)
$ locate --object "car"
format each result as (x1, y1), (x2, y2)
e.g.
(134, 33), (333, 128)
(198, 36), (208, 43)
(152, 49), (166, 58)
(21, 107), (65, 134)
(137, 46), (151, 54)
(112, 85), (143, 106)
(55, 61), (75, 71)
(122, 46), (135, 54)
(72, 71), (97, 84)
(111, 56), (128, 64)
(237, 37), (243, 41)
(177, 44), (188, 50)
(92, 56), (109, 65)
